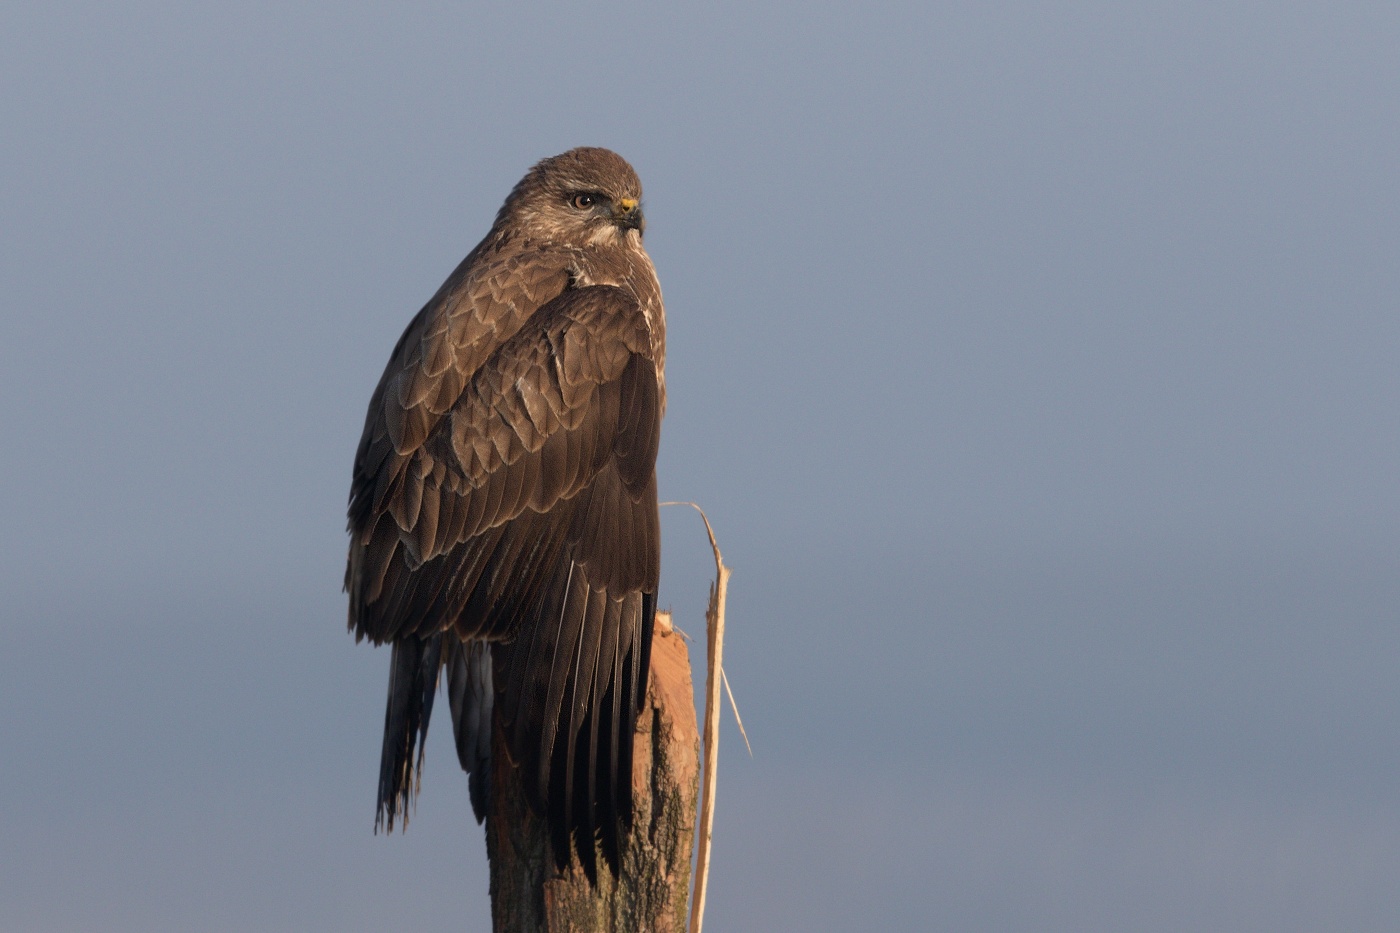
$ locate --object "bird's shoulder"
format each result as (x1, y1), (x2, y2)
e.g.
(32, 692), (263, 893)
(565, 242), (666, 388)
(362, 242), (576, 451)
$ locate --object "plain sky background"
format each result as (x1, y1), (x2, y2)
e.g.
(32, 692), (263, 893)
(2, 2), (1398, 930)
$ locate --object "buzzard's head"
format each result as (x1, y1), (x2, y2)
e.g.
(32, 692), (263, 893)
(496, 147), (646, 247)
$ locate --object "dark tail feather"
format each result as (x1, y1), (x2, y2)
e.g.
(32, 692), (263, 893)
(447, 639), (494, 823)
(376, 634), (443, 832)
(491, 551), (658, 880)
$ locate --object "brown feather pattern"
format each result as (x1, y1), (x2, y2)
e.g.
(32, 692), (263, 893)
(345, 148), (664, 881)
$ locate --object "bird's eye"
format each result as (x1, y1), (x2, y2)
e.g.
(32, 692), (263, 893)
(570, 193), (598, 210)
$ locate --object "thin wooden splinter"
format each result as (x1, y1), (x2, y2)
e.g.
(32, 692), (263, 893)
(660, 501), (730, 933)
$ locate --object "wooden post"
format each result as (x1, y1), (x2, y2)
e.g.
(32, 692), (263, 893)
(486, 615), (700, 932)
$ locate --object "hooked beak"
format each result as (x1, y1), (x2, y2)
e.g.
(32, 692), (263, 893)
(613, 197), (645, 232)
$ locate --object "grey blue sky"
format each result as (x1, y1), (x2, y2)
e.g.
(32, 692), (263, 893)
(2, 3), (1398, 930)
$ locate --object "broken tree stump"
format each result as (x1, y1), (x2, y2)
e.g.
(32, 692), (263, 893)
(486, 614), (700, 932)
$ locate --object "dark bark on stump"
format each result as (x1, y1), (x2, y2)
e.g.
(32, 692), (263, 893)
(487, 621), (699, 932)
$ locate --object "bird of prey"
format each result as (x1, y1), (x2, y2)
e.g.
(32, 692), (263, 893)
(344, 148), (665, 881)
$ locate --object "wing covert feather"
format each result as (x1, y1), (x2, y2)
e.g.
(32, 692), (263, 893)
(348, 285), (660, 643)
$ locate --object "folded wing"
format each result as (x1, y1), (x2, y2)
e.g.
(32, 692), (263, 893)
(346, 284), (662, 879)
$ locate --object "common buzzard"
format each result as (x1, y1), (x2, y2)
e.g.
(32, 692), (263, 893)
(345, 148), (665, 881)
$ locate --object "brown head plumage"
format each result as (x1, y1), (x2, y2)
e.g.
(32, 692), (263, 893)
(492, 147), (646, 246)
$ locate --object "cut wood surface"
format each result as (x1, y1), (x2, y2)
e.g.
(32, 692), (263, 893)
(487, 615), (699, 932)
